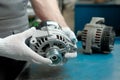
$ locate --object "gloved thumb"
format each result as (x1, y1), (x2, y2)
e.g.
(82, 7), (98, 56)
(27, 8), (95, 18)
(23, 43), (52, 64)
(18, 27), (36, 40)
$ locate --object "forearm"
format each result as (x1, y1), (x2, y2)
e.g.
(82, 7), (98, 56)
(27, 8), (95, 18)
(30, 0), (68, 27)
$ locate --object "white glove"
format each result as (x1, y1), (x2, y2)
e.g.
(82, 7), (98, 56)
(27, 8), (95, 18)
(0, 27), (52, 64)
(62, 27), (78, 58)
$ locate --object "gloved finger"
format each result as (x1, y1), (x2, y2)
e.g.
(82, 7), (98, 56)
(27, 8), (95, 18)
(62, 27), (78, 44)
(65, 43), (77, 58)
(19, 27), (36, 40)
(23, 44), (52, 64)
(65, 52), (77, 58)
(31, 58), (52, 65)
(69, 31), (78, 44)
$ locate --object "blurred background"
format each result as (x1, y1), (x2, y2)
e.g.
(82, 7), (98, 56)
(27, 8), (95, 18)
(27, 0), (120, 36)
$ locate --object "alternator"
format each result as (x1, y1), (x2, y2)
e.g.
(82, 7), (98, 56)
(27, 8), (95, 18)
(29, 21), (76, 66)
(77, 17), (115, 54)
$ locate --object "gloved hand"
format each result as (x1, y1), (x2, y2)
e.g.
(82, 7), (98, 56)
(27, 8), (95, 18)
(62, 27), (78, 58)
(0, 27), (52, 64)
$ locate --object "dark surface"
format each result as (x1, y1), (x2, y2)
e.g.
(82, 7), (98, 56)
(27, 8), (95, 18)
(18, 38), (120, 80)
(0, 57), (26, 80)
